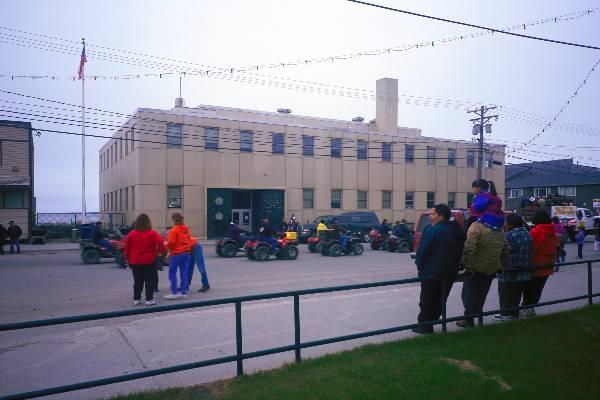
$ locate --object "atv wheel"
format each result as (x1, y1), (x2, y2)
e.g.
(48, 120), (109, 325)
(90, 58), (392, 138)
(284, 246), (299, 260)
(222, 243), (238, 258)
(114, 251), (126, 268)
(328, 243), (343, 257)
(398, 240), (411, 253)
(353, 244), (364, 256)
(254, 246), (271, 261)
(308, 243), (317, 253)
(370, 241), (380, 250)
(81, 249), (101, 264)
(387, 243), (397, 252)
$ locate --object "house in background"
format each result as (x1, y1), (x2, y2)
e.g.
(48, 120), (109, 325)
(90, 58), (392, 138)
(0, 120), (35, 239)
(505, 158), (600, 214)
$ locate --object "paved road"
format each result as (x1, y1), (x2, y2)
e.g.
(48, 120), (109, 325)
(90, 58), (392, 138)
(0, 241), (598, 399)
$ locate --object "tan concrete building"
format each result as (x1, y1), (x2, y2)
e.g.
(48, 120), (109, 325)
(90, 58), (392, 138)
(0, 120), (34, 238)
(99, 78), (505, 239)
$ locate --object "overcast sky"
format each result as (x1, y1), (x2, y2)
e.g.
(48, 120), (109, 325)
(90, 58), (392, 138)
(1, 0), (599, 212)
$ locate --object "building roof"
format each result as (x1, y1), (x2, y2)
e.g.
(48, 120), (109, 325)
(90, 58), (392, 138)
(506, 158), (600, 188)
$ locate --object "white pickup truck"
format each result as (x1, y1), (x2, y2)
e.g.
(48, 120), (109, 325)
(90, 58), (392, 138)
(551, 206), (600, 240)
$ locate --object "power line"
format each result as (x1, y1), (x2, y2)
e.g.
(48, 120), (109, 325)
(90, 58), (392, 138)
(1, 7), (598, 76)
(347, 1), (600, 50)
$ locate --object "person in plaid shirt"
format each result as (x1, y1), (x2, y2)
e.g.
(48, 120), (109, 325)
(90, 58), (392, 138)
(495, 214), (532, 320)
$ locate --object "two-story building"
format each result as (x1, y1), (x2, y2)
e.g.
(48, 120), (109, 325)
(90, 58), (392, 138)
(0, 120), (35, 239)
(505, 158), (600, 213)
(99, 78), (505, 239)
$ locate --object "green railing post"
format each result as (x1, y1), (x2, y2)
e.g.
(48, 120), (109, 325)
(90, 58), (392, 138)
(235, 301), (243, 376)
(587, 262), (593, 306)
(293, 294), (301, 362)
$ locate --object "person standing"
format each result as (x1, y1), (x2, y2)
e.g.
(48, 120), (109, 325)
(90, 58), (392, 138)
(457, 213), (508, 328)
(7, 221), (22, 254)
(495, 214), (532, 320)
(413, 204), (463, 334)
(552, 216), (566, 270)
(164, 213), (192, 300)
(188, 238), (210, 293)
(124, 214), (166, 306)
(522, 210), (558, 317)
(575, 226), (586, 259)
(0, 223), (7, 255)
(594, 219), (600, 253)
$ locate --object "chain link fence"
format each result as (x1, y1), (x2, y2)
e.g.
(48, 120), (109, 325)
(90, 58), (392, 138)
(34, 213), (125, 240)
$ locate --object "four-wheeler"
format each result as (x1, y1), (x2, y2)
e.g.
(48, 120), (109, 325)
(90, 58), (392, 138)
(216, 233), (254, 258)
(369, 229), (391, 250)
(244, 236), (299, 261)
(301, 212), (380, 243)
(307, 236), (323, 253)
(320, 232), (364, 257)
(80, 239), (126, 267)
(385, 234), (412, 253)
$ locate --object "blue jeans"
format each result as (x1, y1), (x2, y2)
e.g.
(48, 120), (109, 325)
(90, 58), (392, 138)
(262, 237), (278, 252)
(94, 239), (113, 254)
(10, 238), (20, 254)
(340, 235), (349, 247)
(188, 243), (209, 288)
(168, 253), (190, 295)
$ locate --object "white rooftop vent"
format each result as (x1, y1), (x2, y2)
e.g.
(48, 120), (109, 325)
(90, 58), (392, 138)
(277, 108), (292, 114)
(352, 116), (365, 122)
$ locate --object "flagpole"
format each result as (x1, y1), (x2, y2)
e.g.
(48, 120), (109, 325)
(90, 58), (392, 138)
(81, 38), (87, 226)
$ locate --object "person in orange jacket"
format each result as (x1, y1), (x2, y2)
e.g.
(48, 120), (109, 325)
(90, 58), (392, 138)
(522, 210), (557, 317)
(164, 213), (193, 300)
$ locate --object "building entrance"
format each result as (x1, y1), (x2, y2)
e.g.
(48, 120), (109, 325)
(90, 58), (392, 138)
(232, 209), (252, 232)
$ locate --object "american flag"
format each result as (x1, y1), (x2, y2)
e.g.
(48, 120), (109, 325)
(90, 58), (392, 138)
(77, 44), (87, 80)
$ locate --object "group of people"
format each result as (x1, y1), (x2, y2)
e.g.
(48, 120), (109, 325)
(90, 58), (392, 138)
(123, 212), (210, 306)
(413, 178), (564, 334)
(0, 221), (23, 255)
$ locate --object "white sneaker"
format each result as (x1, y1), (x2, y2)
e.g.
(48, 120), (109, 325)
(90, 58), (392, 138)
(179, 294), (188, 299)
(163, 294), (180, 300)
(146, 300), (156, 306)
(134, 300), (141, 305)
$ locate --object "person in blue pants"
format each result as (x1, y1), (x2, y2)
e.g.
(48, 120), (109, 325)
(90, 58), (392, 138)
(164, 213), (192, 300)
(188, 239), (210, 292)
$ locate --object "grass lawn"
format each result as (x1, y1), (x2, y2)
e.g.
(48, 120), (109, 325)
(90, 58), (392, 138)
(112, 305), (600, 400)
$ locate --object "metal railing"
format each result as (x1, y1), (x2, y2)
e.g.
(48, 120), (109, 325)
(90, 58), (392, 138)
(0, 259), (598, 400)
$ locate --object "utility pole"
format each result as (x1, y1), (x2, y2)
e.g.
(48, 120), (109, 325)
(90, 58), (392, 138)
(467, 106), (498, 180)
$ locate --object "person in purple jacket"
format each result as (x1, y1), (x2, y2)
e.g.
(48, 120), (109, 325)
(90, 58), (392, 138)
(467, 179), (505, 232)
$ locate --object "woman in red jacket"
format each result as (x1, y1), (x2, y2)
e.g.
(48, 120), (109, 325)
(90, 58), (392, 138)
(125, 214), (166, 306)
(522, 210), (557, 317)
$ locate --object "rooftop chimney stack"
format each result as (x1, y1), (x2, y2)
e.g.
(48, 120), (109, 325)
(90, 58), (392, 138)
(375, 78), (398, 133)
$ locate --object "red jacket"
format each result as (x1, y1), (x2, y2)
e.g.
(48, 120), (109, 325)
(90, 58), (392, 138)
(531, 223), (557, 277)
(125, 229), (166, 265)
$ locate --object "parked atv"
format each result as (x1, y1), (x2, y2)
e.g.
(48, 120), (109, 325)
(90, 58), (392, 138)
(320, 233), (364, 257)
(216, 233), (254, 258)
(385, 234), (412, 253)
(307, 236), (323, 253)
(80, 239), (126, 267)
(244, 237), (299, 261)
(369, 229), (391, 250)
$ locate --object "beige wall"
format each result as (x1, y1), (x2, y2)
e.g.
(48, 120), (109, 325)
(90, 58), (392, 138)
(99, 110), (505, 238)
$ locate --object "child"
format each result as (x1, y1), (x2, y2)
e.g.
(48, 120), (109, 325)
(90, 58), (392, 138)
(595, 224), (600, 253)
(575, 227), (585, 259)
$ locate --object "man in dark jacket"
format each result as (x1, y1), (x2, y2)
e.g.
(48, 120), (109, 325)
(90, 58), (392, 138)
(7, 221), (22, 254)
(0, 223), (7, 255)
(259, 217), (277, 251)
(413, 204), (463, 334)
(92, 221), (113, 253)
(378, 219), (391, 235)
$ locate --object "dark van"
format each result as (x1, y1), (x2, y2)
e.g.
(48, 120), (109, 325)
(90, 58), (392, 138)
(300, 211), (380, 243)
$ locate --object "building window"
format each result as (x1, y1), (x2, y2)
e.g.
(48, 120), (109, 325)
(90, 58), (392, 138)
(110, 192), (113, 211)
(382, 142), (392, 162)
(0, 191), (24, 208)
(448, 192), (456, 209)
(303, 136), (314, 156)
(272, 133), (284, 154)
(167, 186), (182, 208)
(427, 192), (435, 209)
(331, 138), (342, 158)
(131, 125), (135, 151)
(405, 192), (414, 209)
(331, 190), (342, 209)
(131, 186), (135, 210)
(124, 187), (129, 211)
(240, 130), (253, 152)
(405, 144), (414, 163)
(120, 137), (123, 159)
(357, 140), (367, 160)
(533, 187), (550, 197)
(167, 123), (182, 149)
(205, 127), (219, 150)
(467, 150), (475, 168)
(467, 193), (474, 207)
(427, 146), (436, 165)
(382, 191), (392, 209)
(485, 151), (493, 168)
(303, 189), (314, 209)
(357, 191), (368, 209)
(508, 189), (524, 198)
(558, 186), (576, 197)
(119, 189), (123, 211)
(125, 133), (129, 155)
(448, 148), (456, 166)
